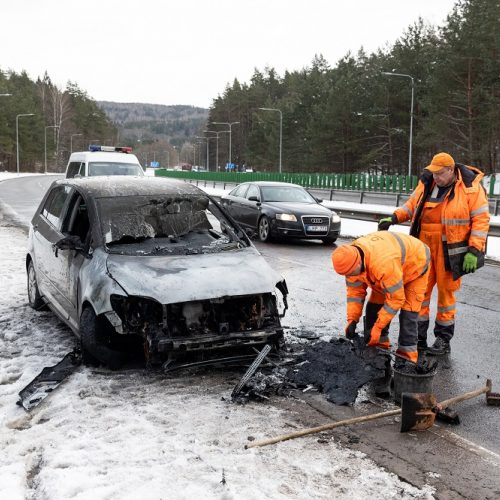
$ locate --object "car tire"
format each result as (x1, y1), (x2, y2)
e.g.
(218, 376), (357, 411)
(27, 260), (46, 310)
(322, 236), (337, 245)
(80, 306), (128, 370)
(258, 216), (272, 242)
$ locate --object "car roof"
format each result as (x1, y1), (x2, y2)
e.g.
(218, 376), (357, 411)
(242, 181), (304, 188)
(54, 176), (205, 199)
(69, 151), (141, 164)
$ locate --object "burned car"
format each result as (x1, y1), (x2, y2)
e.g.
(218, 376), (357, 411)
(26, 177), (288, 368)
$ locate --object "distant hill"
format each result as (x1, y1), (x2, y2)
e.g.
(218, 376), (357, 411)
(97, 101), (209, 147)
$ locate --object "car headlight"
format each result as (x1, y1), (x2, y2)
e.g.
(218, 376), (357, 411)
(276, 213), (297, 222)
(331, 214), (341, 223)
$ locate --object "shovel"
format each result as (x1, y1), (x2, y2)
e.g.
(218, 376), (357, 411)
(244, 380), (498, 449)
(400, 379), (500, 432)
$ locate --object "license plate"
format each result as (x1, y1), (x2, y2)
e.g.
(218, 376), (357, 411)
(306, 225), (328, 232)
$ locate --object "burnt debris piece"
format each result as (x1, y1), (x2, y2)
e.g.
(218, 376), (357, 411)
(394, 354), (438, 375)
(17, 350), (82, 411)
(232, 367), (291, 403)
(231, 344), (272, 399)
(287, 338), (386, 405)
(232, 338), (389, 405)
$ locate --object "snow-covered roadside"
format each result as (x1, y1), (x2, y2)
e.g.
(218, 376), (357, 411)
(0, 197), (435, 498)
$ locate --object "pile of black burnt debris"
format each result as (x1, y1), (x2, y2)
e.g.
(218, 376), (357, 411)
(231, 335), (437, 406)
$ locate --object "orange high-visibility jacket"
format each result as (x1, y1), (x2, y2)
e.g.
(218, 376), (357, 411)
(345, 232), (430, 329)
(394, 164), (490, 279)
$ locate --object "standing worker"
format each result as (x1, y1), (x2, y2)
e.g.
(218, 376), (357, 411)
(378, 153), (490, 355)
(331, 231), (431, 367)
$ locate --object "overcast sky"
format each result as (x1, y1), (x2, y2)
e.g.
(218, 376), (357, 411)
(2, 0), (457, 108)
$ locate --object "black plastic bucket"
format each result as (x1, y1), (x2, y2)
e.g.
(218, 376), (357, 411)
(393, 369), (435, 405)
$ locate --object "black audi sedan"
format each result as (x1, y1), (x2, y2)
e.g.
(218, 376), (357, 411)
(220, 181), (341, 244)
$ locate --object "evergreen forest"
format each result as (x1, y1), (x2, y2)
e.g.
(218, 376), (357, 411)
(0, 0), (498, 175)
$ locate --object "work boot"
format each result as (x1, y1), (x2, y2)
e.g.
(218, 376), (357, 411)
(417, 340), (428, 352)
(417, 319), (429, 352)
(373, 353), (392, 397)
(427, 337), (450, 356)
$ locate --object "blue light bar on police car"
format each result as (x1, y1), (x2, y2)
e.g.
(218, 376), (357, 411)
(88, 145), (133, 153)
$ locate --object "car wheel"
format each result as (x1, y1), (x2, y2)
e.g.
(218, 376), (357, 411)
(27, 260), (46, 310)
(258, 216), (272, 242)
(322, 236), (337, 245)
(80, 306), (128, 370)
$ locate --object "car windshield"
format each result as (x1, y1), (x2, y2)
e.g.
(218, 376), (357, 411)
(261, 186), (316, 203)
(88, 162), (144, 176)
(96, 194), (246, 256)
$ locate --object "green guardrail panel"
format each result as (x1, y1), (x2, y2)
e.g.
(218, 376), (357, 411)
(489, 175), (495, 197)
(153, 169), (424, 196)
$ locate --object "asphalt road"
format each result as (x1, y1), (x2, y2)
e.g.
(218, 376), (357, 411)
(1, 174), (499, 457)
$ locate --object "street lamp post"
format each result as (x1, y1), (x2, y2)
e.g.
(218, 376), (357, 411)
(70, 133), (83, 153)
(203, 131), (219, 171)
(162, 150), (170, 168)
(44, 125), (60, 174)
(173, 146), (181, 166)
(196, 136), (215, 171)
(16, 113), (35, 175)
(258, 107), (282, 174)
(381, 72), (414, 177)
(211, 121), (240, 168)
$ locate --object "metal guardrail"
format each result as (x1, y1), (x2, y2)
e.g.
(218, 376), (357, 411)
(183, 179), (500, 237)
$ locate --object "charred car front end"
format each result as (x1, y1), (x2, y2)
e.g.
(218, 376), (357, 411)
(109, 291), (284, 363)
(27, 177), (288, 368)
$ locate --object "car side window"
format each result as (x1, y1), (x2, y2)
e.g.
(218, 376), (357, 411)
(41, 186), (72, 228)
(62, 193), (91, 244)
(78, 162), (86, 177)
(66, 162), (81, 179)
(246, 185), (260, 200)
(230, 184), (248, 198)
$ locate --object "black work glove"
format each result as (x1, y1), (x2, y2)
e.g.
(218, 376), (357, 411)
(345, 321), (358, 340)
(378, 214), (396, 231)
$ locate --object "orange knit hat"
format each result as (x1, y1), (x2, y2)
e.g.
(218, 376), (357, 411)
(331, 245), (361, 275)
(425, 152), (455, 173)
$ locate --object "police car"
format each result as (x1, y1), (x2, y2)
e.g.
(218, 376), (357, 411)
(65, 145), (144, 178)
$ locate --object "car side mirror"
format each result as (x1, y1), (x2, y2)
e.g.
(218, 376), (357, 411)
(54, 235), (84, 257)
(248, 196), (261, 204)
(315, 197), (323, 203)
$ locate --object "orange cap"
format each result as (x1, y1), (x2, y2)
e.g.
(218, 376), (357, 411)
(425, 152), (455, 173)
(331, 245), (361, 275)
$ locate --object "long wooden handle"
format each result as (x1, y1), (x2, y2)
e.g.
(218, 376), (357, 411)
(438, 379), (492, 410)
(244, 409), (402, 449)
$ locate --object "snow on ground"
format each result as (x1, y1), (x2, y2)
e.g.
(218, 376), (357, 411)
(0, 179), (436, 498)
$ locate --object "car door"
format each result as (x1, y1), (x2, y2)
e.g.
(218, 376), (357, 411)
(58, 191), (92, 328)
(239, 184), (262, 229)
(31, 185), (73, 319)
(221, 184), (249, 224)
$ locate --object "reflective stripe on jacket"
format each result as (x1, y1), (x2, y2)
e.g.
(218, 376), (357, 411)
(345, 232), (430, 329)
(393, 164), (490, 280)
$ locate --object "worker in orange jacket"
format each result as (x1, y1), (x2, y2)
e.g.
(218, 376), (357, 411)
(332, 231), (431, 365)
(378, 152), (490, 355)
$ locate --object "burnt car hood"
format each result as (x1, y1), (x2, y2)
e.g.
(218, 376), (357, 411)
(264, 201), (332, 215)
(106, 247), (283, 304)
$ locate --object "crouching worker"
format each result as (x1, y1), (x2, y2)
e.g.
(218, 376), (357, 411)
(332, 232), (431, 365)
